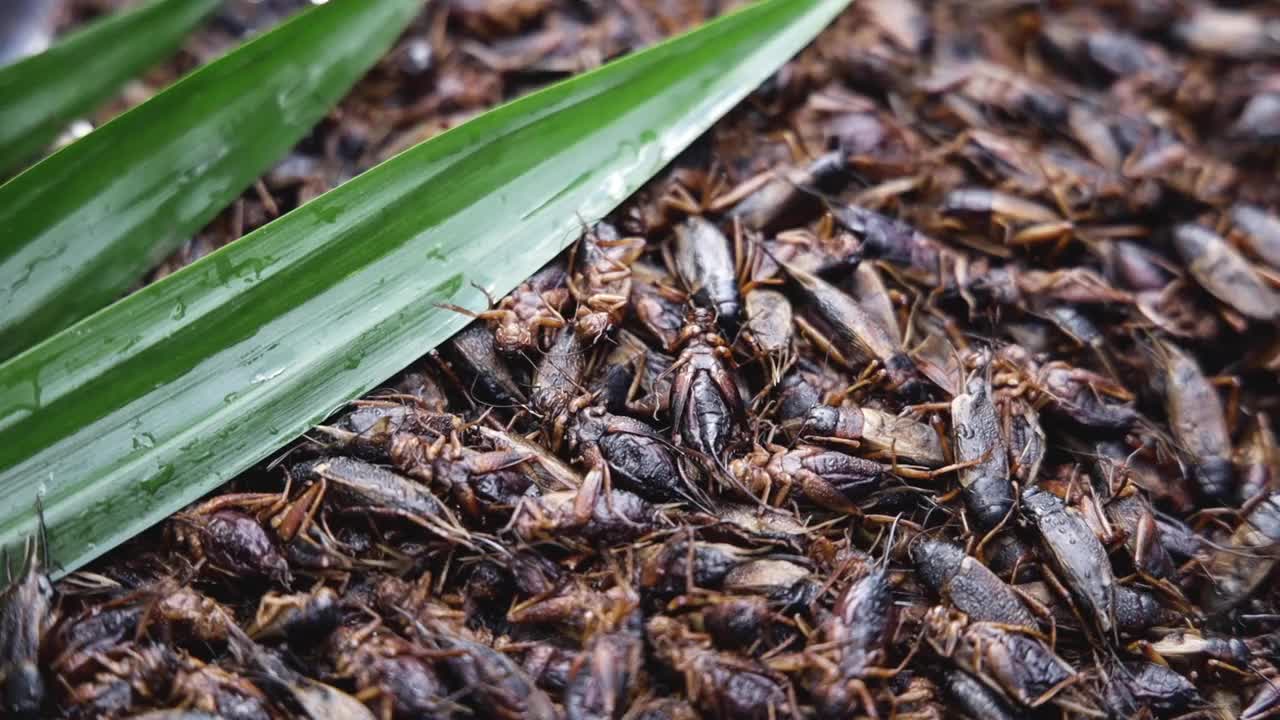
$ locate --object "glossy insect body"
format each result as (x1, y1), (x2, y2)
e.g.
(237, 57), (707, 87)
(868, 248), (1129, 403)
(730, 443), (888, 513)
(423, 623), (559, 720)
(669, 308), (742, 462)
(1021, 485), (1117, 636)
(777, 256), (923, 396)
(743, 289), (794, 385)
(1146, 630), (1250, 666)
(921, 59), (1068, 125)
(173, 508), (291, 585)
(701, 595), (775, 651)
(848, 263), (900, 341)
(826, 200), (950, 285)
(0, 540), (53, 720)
(64, 643), (272, 720)
(944, 670), (1020, 720)
(924, 607), (1076, 708)
(797, 403), (945, 467)
(530, 325), (588, 441)
(629, 261), (686, 353)
(911, 539), (1036, 629)
(722, 559), (817, 608)
(673, 217), (740, 336)
(1157, 515), (1204, 560)
(1076, 441), (1174, 577)
(1041, 301), (1097, 342)
(564, 629), (642, 720)
(808, 568), (896, 717)
(1024, 359), (1137, 430)
(1092, 238), (1174, 292)
(647, 616), (791, 720)
(48, 585), (235, 695)
(569, 404), (687, 503)
(1112, 586), (1169, 634)
(1104, 491), (1174, 579)
(773, 369), (824, 425)
(1231, 204), (1280, 271)
(1003, 397), (1045, 485)
(729, 152), (846, 231)
(247, 587), (340, 644)
(298, 456), (470, 542)
(940, 187), (1068, 246)
(640, 539), (751, 597)
(1231, 89), (1280, 144)
(46, 602), (145, 684)
(1043, 20), (1179, 90)
(951, 360), (1013, 529)
(1152, 338), (1234, 502)
(43, 4), (1280, 717)
(314, 401), (459, 457)
(1173, 224), (1280, 322)
(707, 504), (810, 549)
(1245, 681), (1280, 720)
(1174, 5), (1280, 60)
(514, 475), (656, 545)
(328, 624), (450, 719)
(441, 324), (527, 407)
(1236, 414), (1278, 503)
(388, 432), (532, 519)
(1105, 662), (1199, 716)
(1014, 580), (1166, 634)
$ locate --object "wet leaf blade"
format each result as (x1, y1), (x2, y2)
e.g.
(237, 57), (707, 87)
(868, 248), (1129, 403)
(0, 0), (852, 575)
(0, 0), (424, 359)
(0, 0), (220, 173)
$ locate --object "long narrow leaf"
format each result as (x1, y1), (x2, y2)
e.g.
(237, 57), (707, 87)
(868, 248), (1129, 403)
(0, 0), (852, 575)
(0, 0), (219, 173)
(0, 0), (424, 360)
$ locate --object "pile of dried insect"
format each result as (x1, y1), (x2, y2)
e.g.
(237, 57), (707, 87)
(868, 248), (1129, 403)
(8, 0), (1280, 718)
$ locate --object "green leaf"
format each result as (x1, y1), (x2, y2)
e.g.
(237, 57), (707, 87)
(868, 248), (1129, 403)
(0, 0), (220, 174)
(0, 0), (424, 360)
(0, 0), (852, 576)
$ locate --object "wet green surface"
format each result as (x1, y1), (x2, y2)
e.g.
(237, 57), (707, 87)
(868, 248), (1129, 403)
(0, 0), (219, 174)
(0, 0), (422, 357)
